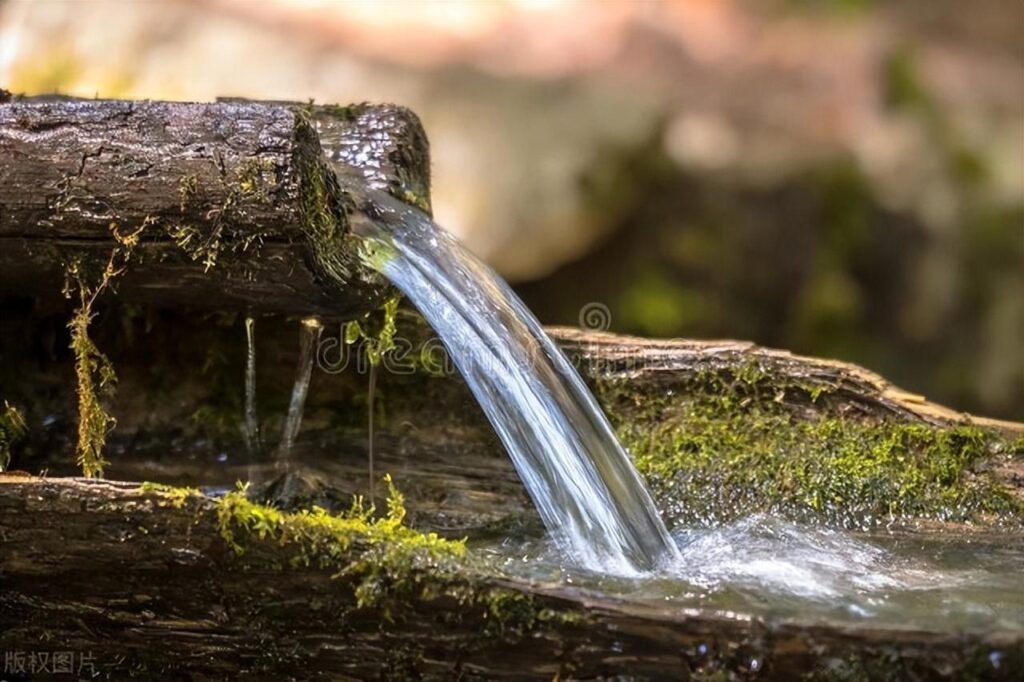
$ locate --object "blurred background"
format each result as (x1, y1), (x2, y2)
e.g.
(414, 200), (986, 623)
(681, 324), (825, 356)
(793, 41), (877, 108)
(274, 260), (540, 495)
(1, 0), (1021, 419)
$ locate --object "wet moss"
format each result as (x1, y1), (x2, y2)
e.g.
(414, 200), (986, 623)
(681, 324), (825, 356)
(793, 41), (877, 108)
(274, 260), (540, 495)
(236, 158), (276, 201)
(344, 294), (402, 366)
(0, 401), (27, 472)
(140, 481), (202, 509)
(292, 110), (373, 291)
(211, 475), (592, 637)
(217, 474), (466, 609)
(168, 160), (276, 272)
(177, 174), (197, 212)
(64, 222), (147, 478)
(596, 368), (1022, 529)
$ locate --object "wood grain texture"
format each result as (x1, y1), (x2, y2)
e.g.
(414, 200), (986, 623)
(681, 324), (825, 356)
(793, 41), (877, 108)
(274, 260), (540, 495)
(1, 475), (1019, 680)
(0, 97), (431, 319)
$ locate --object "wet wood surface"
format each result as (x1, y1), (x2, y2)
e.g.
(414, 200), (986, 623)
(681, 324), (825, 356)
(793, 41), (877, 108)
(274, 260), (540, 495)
(1, 475), (1019, 680)
(0, 97), (430, 319)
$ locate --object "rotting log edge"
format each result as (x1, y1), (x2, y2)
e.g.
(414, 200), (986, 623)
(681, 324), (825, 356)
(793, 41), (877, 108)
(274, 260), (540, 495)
(0, 96), (431, 320)
(0, 475), (1020, 680)
(551, 327), (1024, 437)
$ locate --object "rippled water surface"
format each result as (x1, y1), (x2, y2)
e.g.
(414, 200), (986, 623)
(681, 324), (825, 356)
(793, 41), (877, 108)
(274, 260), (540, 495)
(484, 516), (1024, 632)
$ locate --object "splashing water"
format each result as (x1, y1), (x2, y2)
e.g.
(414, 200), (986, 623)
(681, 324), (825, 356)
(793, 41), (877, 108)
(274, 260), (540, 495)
(346, 189), (678, 574)
(487, 516), (1024, 632)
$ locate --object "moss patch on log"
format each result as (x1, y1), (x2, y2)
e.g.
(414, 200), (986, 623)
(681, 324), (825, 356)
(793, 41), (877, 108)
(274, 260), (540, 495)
(63, 223), (147, 478)
(140, 481), (202, 509)
(293, 111), (363, 288)
(344, 293), (402, 366)
(217, 474), (466, 608)
(208, 476), (586, 636)
(596, 364), (1023, 529)
(0, 402), (27, 472)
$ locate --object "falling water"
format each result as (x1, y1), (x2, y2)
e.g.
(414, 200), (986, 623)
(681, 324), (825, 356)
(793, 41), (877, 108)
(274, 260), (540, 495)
(346, 188), (678, 574)
(278, 317), (323, 459)
(367, 362), (378, 505)
(242, 315), (260, 455)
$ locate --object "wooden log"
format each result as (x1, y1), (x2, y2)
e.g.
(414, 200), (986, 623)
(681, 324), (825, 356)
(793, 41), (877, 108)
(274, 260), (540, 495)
(550, 328), (1024, 437)
(0, 96), (431, 319)
(1, 475), (1020, 680)
(4, 308), (1021, 533)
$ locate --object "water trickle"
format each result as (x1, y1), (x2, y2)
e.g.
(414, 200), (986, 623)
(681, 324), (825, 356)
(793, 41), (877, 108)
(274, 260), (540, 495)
(367, 362), (378, 505)
(242, 315), (260, 455)
(346, 188), (678, 574)
(278, 317), (323, 460)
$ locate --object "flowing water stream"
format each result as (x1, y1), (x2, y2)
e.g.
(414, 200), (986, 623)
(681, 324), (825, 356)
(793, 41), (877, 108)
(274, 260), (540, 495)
(340, 187), (1022, 646)
(485, 518), (1024, 634)
(347, 188), (678, 574)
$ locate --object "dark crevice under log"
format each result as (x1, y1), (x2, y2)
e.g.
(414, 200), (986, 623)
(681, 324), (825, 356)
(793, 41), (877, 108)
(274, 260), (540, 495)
(0, 96), (431, 319)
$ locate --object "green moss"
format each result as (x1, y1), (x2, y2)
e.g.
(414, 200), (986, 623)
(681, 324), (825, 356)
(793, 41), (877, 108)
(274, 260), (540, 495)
(213, 475), (592, 637)
(292, 111), (371, 290)
(169, 159), (276, 272)
(398, 188), (431, 214)
(140, 481), (202, 509)
(217, 474), (466, 609)
(344, 294), (402, 366)
(320, 103), (360, 122)
(178, 174), (198, 212)
(63, 222), (147, 478)
(0, 401), (27, 472)
(236, 158), (276, 200)
(597, 369), (1021, 529)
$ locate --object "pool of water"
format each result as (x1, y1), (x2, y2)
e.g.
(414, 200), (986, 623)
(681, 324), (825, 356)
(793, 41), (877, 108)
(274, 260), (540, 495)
(481, 515), (1024, 633)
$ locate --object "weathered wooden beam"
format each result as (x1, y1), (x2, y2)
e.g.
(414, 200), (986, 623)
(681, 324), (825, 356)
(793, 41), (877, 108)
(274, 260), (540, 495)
(0, 96), (431, 319)
(550, 328), (1024, 436)
(1, 476), (1019, 680)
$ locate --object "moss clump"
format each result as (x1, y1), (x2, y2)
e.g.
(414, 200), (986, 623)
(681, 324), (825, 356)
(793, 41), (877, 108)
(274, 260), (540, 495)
(178, 174), (198, 212)
(293, 111), (363, 284)
(344, 294), (402, 366)
(214, 476), (588, 635)
(217, 474), (466, 609)
(236, 158), (276, 201)
(0, 401), (27, 472)
(140, 481), (202, 509)
(63, 222), (147, 478)
(597, 369), (1022, 529)
(169, 160), (276, 272)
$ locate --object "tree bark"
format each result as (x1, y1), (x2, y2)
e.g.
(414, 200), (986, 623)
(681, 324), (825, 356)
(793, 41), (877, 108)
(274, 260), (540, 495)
(1, 475), (1019, 680)
(550, 328), (1024, 437)
(0, 96), (431, 319)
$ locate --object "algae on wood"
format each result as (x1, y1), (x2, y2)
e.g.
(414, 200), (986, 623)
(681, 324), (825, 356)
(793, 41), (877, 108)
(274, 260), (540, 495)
(1, 475), (1019, 680)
